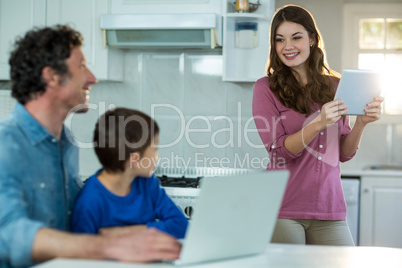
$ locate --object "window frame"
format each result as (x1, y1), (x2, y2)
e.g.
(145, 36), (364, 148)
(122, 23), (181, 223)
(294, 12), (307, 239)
(342, 3), (402, 121)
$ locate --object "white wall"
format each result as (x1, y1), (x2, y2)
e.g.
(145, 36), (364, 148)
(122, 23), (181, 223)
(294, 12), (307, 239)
(71, 51), (268, 177)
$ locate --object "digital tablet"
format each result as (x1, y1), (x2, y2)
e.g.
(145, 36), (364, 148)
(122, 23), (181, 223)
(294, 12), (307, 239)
(334, 69), (382, 115)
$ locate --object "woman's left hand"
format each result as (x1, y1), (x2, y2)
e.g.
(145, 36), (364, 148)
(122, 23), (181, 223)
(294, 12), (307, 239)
(356, 96), (384, 125)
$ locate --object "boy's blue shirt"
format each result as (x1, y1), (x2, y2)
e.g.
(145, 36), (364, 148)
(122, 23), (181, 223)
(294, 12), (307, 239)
(72, 169), (188, 239)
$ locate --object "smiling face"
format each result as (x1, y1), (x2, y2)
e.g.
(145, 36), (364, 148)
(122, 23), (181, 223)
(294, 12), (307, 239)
(57, 47), (97, 113)
(275, 21), (314, 73)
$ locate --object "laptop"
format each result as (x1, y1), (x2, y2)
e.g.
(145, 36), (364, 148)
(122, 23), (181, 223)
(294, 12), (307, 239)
(334, 69), (382, 115)
(170, 170), (289, 266)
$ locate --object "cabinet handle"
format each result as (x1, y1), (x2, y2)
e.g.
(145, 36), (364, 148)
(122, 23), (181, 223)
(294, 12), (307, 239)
(363, 188), (370, 193)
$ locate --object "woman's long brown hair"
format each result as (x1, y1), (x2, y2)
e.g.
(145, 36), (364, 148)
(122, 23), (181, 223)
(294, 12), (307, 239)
(266, 5), (339, 115)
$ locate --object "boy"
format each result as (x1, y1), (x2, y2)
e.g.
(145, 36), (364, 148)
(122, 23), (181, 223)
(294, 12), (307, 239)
(72, 108), (188, 239)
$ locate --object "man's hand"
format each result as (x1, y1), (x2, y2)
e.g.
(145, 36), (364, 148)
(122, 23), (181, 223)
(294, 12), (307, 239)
(99, 224), (148, 237)
(101, 227), (182, 263)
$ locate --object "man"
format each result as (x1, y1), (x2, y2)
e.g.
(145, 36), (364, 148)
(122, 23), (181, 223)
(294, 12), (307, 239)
(0, 25), (181, 268)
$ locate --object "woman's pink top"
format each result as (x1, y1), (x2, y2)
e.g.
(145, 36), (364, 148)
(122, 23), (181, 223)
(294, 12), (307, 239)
(252, 76), (356, 220)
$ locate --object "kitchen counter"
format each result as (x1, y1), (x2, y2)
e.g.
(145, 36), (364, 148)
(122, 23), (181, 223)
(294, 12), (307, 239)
(341, 168), (402, 177)
(34, 244), (402, 268)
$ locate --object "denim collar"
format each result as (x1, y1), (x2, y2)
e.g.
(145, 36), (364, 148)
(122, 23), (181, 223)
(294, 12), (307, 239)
(13, 103), (56, 146)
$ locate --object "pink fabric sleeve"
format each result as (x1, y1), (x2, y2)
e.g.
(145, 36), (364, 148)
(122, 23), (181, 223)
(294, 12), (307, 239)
(339, 116), (357, 162)
(252, 78), (302, 164)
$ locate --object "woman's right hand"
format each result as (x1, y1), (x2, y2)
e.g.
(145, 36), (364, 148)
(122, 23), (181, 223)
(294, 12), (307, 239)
(312, 99), (348, 130)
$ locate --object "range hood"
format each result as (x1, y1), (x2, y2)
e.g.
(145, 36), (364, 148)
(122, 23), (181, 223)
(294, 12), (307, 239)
(100, 13), (222, 50)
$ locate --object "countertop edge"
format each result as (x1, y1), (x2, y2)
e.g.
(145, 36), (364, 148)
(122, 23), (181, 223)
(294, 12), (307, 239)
(341, 169), (402, 177)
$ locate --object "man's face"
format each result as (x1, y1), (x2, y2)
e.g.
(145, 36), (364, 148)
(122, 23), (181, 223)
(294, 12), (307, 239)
(57, 47), (97, 113)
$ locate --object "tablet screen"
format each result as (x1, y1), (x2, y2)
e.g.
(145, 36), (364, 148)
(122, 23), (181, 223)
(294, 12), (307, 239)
(334, 69), (382, 115)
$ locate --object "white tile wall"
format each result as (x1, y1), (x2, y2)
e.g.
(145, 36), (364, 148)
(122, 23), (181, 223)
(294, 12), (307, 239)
(181, 115), (228, 168)
(392, 125), (402, 166)
(0, 90), (16, 119)
(225, 117), (269, 170)
(153, 115), (184, 166)
(142, 53), (184, 116)
(183, 53), (226, 116)
(341, 124), (389, 170)
(225, 82), (254, 117)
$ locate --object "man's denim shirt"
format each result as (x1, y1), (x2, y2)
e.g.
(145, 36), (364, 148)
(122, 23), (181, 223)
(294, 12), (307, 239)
(0, 103), (82, 268)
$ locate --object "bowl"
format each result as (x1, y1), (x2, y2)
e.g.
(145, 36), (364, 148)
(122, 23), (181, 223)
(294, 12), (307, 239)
(233, 0), (261, 13)
(248, 0), (261, 13)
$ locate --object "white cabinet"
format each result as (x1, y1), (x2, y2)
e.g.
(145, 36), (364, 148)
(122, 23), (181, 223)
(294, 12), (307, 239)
(46, 0), (123, 81)
(222, 0), (274, 82)
(0, 0), (123, 81)
(1, 0), (274, 82)
(0, 0), (46, 80)
(360, 176), (402, 248)
(109, 0), (223, 14)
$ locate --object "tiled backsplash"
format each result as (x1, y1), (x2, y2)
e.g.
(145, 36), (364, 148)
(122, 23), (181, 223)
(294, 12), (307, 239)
(0, 89), (16, 119)
(2, 50), (401, 177)
(71, 50), (268, 177)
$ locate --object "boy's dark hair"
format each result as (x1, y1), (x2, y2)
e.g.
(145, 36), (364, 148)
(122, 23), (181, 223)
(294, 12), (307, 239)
(9, 24), (83, 104)
(94, 108), (160, 173)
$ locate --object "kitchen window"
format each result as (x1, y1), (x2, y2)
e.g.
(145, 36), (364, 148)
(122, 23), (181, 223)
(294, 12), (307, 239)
(343, 3), (402, 115)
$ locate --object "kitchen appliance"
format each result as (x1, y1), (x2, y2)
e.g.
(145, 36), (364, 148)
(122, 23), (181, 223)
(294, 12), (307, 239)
(155, 167), (253, 219)
(341, 176), (361, 245)
(100, 13), (222, 49)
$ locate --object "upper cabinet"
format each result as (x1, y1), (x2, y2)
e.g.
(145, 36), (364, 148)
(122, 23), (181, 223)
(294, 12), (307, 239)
(109, 0), (223, 14)
(108, 0), (274, 82)
(223, 0), (274, 82)
(0, 0), (46, 80)
(0, 0), (123, 81)
(46, 0), (123, 81)
(1, 0), (274, 82)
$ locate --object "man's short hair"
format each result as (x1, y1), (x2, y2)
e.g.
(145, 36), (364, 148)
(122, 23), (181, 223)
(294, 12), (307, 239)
(9, 24), (83, 104)
(94, 108), (160, 173)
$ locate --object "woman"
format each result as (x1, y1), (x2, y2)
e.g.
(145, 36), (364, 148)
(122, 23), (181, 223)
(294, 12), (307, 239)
(252, 5), (383, 246)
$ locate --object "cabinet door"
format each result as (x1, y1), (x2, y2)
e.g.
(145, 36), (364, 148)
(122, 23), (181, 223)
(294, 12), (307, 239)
(222, 14), (270, 82)
(110, 0), (222, 14)
(222, 0), (275, 81)
(0, 0), (46, 80)
(46, 0), (123, 81)
(360, 177), (402, 248)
